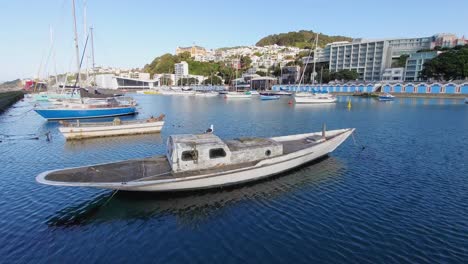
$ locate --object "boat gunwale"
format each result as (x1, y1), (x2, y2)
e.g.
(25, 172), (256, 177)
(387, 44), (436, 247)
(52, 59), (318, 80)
(36, 129), (354, 188)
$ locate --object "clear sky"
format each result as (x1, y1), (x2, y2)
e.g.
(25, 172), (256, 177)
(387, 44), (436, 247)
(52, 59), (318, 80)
(1, 0), (467, 82)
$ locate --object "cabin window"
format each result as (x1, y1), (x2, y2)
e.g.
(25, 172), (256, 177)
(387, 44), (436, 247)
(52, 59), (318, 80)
(181, 150), (198, 161)
(209, 148), (226, 159)
(265, 150), (271, 156)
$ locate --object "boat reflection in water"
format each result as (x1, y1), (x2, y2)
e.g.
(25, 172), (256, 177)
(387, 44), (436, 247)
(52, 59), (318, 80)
(47, 156), (345, 228)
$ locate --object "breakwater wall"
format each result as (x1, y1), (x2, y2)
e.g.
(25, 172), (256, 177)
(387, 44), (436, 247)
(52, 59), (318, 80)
(0, 91), (24, 113)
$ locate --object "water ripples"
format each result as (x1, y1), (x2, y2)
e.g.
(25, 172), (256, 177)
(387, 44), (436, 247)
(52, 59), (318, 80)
(0, 95), (467, 263)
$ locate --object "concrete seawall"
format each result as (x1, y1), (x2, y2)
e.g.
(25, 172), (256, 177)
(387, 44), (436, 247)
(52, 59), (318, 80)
(0, 91), (24, 113)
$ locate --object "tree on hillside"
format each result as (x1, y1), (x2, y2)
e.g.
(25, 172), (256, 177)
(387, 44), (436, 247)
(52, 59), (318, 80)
(177, 51), (192, 61)
(177, 77), (199, 86)
(202, 76), (223, 85)
(240, 56), (252, 69)
(392, 54), (409, 68)
(256, 30), (352, 48)
(421, 45), (468, 81)
(159, 76), (173, 86)
(330, 69), (359, 82)
(144, 53), (177, 76)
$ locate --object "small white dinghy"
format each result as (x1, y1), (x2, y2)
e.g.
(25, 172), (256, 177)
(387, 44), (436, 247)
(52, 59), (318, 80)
(58, 114), (165, 140)
(37, 126), (354, 192)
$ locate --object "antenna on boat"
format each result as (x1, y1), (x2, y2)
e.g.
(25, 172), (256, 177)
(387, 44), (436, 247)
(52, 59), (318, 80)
(322, 123), (326, 139)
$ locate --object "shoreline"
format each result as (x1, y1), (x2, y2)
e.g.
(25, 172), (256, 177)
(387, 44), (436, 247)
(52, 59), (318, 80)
(333, 92), (467, 99)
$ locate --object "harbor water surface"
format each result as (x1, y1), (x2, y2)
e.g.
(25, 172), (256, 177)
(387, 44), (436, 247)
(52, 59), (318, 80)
(0, 95), (467, 263)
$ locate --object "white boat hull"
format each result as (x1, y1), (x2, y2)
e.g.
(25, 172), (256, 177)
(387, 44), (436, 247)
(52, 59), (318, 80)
(59, 121), (164, 140)
(225, 93), (252, 99)
(294, 96), (337, 104)
(38, 129), (353, 191)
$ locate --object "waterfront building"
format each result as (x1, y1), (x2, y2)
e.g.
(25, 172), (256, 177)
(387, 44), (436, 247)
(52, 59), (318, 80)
(382, 68), (405, 83)
(281, 66), (300, 84)
(250, 77), (277, 91)
(174, 61), (189, 84)
(96, 74), (158, 89)
(307, 35), (449, 81)
(404, 51), (439, 82)
(433, 33), (468, 48)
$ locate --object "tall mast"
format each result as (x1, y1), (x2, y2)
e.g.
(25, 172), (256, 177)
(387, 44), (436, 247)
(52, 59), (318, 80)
(90, 27), (96, 85)
(83, 0), (89, 84)
(312, 33), (319, 85)
(72, 0), (81, 86)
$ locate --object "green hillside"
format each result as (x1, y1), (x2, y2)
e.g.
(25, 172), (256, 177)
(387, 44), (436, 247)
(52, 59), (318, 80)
(256, 30), (352, 48)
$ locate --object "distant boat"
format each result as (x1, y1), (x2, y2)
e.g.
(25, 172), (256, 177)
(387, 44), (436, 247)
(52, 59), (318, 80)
(249, 90), (260, 96)
(34, 97), (137, 120)
(194, 91), (218, 97)
(378, 93), (395, 101)
(58, 114), (165, 140)
(226, 56), (251, 99)
(160, 89), (195, 96)
(36, 127), (355, 192)
(260, 95), (280, 100)
(294, 93), (337, 104)
(465, 98), (468, 104)
(225, 91), (252, 99)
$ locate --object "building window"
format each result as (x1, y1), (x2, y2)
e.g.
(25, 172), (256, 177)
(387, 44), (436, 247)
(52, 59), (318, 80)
(209, 148), (226, 159)
(181, 150), (198, 161)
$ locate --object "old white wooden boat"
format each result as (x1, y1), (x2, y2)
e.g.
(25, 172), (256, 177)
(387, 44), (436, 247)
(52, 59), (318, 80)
(58, 114), (165, 140)
(37, 127), (354, 192)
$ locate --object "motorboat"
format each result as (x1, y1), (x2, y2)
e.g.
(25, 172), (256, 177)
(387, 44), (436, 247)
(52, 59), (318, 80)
(378, 93), (395, 101)
(58, 114), (165, 140)
(249, 90), (260, 96)
(464, 98), (468, 104)
(294, 93), (337, 104)
(225, 91), (252, 99)
(36, 127), (355, 192)
(260, 95), (280, 100)
(34, 97), (137, 120)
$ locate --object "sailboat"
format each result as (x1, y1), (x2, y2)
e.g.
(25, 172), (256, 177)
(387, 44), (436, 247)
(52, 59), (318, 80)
(225, 57), (252, 99)
(294, 34), (337, 104)
(34, 0), (136, 120)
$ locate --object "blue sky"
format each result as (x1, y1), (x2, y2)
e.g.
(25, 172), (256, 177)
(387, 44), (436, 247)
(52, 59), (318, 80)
(1, 0), (467, 82)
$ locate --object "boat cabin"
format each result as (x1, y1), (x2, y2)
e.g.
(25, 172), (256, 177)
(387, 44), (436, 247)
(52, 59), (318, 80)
(166, 133), (283, 172)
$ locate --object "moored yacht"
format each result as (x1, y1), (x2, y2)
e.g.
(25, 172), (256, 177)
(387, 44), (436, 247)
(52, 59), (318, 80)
(294, 93), (337, 104)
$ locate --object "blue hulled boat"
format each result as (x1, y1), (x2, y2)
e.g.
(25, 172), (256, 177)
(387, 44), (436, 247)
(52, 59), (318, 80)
(378, 93), (395, 101)
(34, 98), (137, 120)
(35, 106), (136, 120)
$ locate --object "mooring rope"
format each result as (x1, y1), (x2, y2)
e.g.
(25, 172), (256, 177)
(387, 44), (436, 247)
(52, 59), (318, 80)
(351, 131), (366, 151)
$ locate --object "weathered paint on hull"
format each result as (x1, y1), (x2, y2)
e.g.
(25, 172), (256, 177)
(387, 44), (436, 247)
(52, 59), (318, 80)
(37, 129), (353, 192)
(59, 121), (164, 140)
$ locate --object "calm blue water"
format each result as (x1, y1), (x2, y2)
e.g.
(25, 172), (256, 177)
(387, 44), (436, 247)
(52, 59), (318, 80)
(0, 95), (467, 263)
